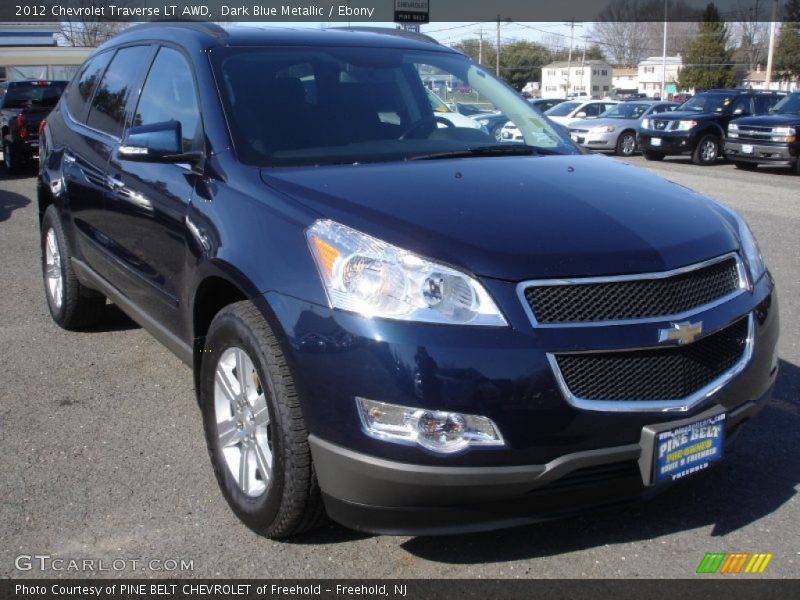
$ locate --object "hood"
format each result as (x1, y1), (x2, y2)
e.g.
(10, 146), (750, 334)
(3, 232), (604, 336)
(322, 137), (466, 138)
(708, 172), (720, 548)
(261, 154), (738, 281)
(731, 113), (800, 127)
(569, 117), (633, 130)
(655, 110), (721, 122)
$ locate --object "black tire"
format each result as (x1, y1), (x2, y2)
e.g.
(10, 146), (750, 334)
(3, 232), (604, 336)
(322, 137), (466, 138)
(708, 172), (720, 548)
(491, 124), (503, 143)
(692, 134), (720, 166)
(200, 301), (327, 538)
(794, 157), (800, 176)
(642, 150), (665, 161)
(40, 205), (106, 330)
(733, 161), (758, 171)
(615, 131), (637, 156)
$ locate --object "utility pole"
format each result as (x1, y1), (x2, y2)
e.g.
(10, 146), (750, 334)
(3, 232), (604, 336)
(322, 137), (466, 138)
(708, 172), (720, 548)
(566, 20), (575, 96)
(661, 0), (668, 100)
(581, 35), (587, 96)
(496, 15), (501, 78)
(765, 0), (779, 89)
(477, 29), (483, 65)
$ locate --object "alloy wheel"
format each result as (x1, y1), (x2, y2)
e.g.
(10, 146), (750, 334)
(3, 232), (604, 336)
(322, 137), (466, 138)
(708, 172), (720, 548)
(3, 144), (10, 171)
(700, 139), (718, 162)
(214, 346), (273, 498)
(620, 133), (636, 155)
(44, 228), (63, 309)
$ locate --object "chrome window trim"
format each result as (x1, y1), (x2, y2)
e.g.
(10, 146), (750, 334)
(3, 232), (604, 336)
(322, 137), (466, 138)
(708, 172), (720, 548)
(547, 313), (754, 413)
(516, 252), (748, 328)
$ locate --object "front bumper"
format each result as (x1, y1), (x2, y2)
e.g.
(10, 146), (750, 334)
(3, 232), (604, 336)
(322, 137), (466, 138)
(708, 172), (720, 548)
(265, 272), (778, 534)
(637, 131), (697, 154)
(311, 396), (771, 535)
(724, 140), (797, 166)
(572, 131), (616, 150)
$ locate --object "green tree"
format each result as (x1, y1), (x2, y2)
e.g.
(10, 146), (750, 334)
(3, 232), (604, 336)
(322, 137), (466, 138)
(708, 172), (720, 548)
(499, 40), (553, 89)
(774, 0), (800, 82)
(678, 3), (738, 91)
(452, 38), (497, 72)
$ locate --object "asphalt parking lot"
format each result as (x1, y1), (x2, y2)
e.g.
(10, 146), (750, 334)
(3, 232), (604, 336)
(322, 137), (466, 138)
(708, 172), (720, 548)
(1, 156), (798, 579)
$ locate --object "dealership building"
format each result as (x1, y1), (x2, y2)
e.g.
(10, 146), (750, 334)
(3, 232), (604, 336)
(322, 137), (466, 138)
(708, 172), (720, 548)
(0, 23), (91, 82)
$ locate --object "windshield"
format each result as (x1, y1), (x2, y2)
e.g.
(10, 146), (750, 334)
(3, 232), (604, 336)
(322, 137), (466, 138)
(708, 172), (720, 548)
(212, 46), (576, 167)
(601, 103), (650, 119)
(3, 82), (66, 109)
(770, 93), (800, 114)
(545, 101), (581, 117)
(679, 93), (733, 114)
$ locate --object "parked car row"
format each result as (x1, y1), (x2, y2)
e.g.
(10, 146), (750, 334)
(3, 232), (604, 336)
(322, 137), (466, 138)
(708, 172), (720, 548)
(471, 89), (799, 174)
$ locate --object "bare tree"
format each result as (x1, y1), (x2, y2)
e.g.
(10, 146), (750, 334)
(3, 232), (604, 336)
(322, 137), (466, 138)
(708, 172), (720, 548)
(57, 0), (128, 47)
(731, 0), (769, 70)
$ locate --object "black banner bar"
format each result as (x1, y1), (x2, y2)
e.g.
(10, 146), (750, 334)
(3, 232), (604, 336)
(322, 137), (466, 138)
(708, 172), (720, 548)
(2, 579), (799, 600)
(1, 0), (796, 23)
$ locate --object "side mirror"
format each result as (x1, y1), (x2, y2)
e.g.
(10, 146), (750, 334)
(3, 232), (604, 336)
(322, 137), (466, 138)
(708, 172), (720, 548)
(118, 120), (201, 163)
(576, 111), (588, 118)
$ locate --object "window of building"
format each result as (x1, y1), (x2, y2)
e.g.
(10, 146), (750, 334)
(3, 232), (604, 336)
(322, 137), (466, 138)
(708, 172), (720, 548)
(593, 85), (599, 91)
(601, 70), (608, 76)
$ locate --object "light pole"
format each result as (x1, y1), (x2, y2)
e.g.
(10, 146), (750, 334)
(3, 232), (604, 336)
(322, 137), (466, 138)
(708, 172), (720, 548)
(661, 0), (668, 99)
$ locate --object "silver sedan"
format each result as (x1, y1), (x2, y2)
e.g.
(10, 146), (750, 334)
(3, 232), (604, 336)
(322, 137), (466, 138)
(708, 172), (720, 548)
(569, 101), (679, 156)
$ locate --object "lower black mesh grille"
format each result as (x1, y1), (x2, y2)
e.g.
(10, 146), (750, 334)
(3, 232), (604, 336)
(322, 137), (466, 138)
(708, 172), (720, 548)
(554, 317), (749, 401)
(524, 256), (741, 324)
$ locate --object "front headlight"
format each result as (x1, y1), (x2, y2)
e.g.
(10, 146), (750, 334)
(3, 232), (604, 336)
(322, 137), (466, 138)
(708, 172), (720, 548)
(306, 220), (507, 326)
(476, 118), (490, 126)
(728, 123), (739, 138)
(676, 120), (697, 131)
(589, 125), (615, 133)
(641, 118), (651, 129)
(736, 215), (766, 285)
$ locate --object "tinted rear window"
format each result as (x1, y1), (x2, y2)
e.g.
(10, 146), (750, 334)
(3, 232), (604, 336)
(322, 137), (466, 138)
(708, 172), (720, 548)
(86, 46), (152, 137)
(66, 52), (113, 122)
(2, 82), (67, 109)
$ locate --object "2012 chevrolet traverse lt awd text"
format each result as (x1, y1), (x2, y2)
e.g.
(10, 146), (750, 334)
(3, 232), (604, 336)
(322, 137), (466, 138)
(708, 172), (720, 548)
(37, 24), (779, 538)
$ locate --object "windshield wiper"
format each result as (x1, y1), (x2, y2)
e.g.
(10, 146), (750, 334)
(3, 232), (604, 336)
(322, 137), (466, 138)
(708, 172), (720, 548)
(408, 145), (539, 161)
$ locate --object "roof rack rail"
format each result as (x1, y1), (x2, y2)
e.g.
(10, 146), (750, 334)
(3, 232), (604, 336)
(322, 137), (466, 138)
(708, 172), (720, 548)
(333, 26), (440, 46)
(118, 21), (228, 39)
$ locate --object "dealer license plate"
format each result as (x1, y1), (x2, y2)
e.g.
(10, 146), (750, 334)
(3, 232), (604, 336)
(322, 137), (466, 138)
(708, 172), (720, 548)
(651, 137), (662, 146)
(742, 144), (754, 154)
(654, 413), (725, 483)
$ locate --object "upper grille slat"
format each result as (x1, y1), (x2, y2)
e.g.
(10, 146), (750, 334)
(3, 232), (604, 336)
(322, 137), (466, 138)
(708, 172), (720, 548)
(553, 317), (749, 402)
(523, 256), (741, 325)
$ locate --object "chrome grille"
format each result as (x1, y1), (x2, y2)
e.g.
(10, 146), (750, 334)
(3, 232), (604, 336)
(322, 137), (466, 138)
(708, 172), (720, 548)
(521, 254), (744, 326)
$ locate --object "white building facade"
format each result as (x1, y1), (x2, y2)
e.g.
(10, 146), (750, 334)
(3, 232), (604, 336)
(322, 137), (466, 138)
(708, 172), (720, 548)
(637, 55), (682, 99)
(541, 60), (613, 99)
(0, 23), (91, 83)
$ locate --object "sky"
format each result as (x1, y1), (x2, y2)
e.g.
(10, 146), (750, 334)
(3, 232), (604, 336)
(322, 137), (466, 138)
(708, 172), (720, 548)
(237, 21), (583, 49)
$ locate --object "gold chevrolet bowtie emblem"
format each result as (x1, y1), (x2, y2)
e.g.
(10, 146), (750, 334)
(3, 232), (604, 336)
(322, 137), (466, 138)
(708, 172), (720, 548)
(658, 321), (703, 345)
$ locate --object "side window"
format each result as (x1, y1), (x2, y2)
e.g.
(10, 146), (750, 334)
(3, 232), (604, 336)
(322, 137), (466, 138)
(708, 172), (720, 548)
(132, 47), (201, 152)
(65, 52), (113, 123)
(582, 104), (600, 117)
(754, 95), (779, 114)
(86, 46), (152, 137)
(729, 96), (752, 116)
(0, 85), (6, 106)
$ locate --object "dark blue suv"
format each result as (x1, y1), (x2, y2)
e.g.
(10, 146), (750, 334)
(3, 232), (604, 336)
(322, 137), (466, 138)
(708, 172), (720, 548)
(38, 23), (779, 537)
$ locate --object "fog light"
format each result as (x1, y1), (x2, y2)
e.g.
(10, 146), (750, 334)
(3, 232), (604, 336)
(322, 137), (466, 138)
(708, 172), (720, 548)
(356, 397), (504, 453)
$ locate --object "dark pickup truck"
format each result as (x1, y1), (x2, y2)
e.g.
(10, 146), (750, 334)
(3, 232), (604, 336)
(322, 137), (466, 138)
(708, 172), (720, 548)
(725, 92), (800, 174)
(637, 89), (785, 165)
(1, 80), (67, 174)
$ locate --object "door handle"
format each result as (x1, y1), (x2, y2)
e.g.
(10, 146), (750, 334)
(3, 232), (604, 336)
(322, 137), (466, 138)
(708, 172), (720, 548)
(62, 152), (75, 164)
(107, 176), (124, 190)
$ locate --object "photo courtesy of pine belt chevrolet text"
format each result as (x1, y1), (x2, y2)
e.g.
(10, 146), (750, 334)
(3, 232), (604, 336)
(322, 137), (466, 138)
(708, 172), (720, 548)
(35, 23), (779, 538)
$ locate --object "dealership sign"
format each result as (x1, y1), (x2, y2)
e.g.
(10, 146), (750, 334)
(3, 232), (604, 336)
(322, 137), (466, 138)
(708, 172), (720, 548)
(395, 0), (430, 23)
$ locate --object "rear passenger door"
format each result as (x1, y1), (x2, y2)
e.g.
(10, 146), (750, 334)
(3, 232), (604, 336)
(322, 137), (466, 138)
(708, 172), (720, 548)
(102, 46), (204, 336)
(61, 45), (154, 281)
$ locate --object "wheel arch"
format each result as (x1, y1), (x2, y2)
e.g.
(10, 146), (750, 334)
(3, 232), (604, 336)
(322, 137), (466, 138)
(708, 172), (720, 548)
(190, 261), (295, 403)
